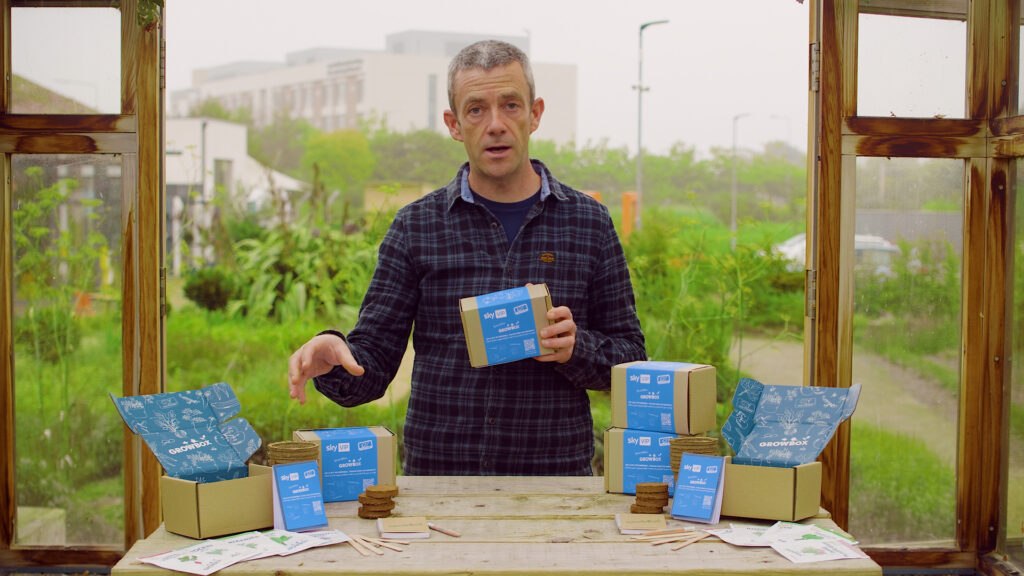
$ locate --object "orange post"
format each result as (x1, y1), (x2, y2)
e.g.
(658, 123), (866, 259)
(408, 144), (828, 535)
(582, 190), (603, 203)
(621, 192), (636, 241)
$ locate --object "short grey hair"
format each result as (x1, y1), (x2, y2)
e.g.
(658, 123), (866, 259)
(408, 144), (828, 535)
(447, 40), (536, 113)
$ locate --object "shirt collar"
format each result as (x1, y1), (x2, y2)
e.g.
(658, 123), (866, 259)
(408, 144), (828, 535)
(446, 159), (566, 210)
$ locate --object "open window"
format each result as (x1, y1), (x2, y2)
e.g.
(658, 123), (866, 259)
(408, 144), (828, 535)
(0, 0), (163, 569)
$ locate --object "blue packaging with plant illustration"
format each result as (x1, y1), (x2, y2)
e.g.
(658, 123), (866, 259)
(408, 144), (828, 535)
(109, 382), (262, 483)
(721, 378), (861, 467)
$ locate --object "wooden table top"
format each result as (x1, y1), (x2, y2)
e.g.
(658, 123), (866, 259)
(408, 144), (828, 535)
(112, 475), (882, 576)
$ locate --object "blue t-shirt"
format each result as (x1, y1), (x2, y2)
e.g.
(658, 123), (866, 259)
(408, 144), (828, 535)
(472, 190), (541, 244)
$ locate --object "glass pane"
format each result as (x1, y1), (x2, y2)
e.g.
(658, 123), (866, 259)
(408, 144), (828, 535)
(12, 155), (123, 546)
(1008, 158), (1024, 566)
(11, 7), (121, 114)
(848, 157), (961, 545)
(858, 13), (966, 119)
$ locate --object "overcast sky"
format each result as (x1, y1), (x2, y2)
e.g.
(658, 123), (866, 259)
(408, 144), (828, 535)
(13, 1), (968, 158)
(162, 0), (815, 157)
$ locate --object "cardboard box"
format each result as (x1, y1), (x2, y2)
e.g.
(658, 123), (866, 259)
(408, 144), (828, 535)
(721, 457), (821, 522)
(603, 427), (677, 495)
(459, 284), (553, 367)
(611, 361), (717, 435)
(293, 427), (396, 502)
(161, 464), (273, 539)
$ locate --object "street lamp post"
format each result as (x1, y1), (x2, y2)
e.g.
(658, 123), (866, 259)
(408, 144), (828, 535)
(730, 112), (749, 251)
(634, 19), (668, 232)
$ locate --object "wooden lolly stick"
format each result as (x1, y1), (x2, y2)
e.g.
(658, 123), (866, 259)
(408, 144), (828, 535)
(639, 526), (695, 537)
(361, 536), (405, 552)
(352, 534), (385, 555)
(672, 532), (711, 551)
(347, 538), (371, 557)
(650, 535), (693, 546)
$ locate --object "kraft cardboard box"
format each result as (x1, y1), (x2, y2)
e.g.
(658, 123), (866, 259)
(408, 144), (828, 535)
(293, 426), (396, 502)
(161, 463), (273, 539)
(603, 427), (677, 495)
(721, 457), (822, 522)
(611, 361), (717, 435)
(460, 284), (554, 367)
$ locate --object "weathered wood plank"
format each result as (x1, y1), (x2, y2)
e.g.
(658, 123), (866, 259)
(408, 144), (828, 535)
(815, 0), (846, 528)
(844, 117), (984, 137)
(0, 152), (13, 550)
(132, 0), (164, 540)
(858, 0), (967, 20)
(0, 133), (137, 154)
(0, 114), (136, 132)
(842, 134), (987, 157)
(112, 476), (880, 576)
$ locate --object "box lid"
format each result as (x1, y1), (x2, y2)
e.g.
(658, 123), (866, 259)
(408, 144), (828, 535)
(721, 378), (861, 467)
(110, 382), (262, 482)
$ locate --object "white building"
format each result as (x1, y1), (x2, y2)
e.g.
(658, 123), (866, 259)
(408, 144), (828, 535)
(164, 117), (307, 273)
(168, 31), (578, 146)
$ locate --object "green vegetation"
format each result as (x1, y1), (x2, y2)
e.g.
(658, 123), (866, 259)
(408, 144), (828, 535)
(849, 420), (956, 542)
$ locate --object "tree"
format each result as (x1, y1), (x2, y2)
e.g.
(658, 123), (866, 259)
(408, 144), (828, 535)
(369, 128), (466, 185)
(301, 130), (376, 218)
(250, 111), (319, 178)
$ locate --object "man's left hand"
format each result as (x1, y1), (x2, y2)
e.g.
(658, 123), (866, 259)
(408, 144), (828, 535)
(535, 306), (576, 364)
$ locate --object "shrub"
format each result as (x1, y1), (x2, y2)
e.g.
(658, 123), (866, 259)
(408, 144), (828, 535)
(15, 305), (80, 362)
(184, 266), (237, 311)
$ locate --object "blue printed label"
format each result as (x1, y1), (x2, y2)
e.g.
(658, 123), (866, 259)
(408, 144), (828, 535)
(625, 364), (678, 432)
(620, 429), (677, 495)
(476, 287), (539, 365)
(314, 427), (378, 502)
(670, 453), (724, 522)
(273, 460), (327, 532)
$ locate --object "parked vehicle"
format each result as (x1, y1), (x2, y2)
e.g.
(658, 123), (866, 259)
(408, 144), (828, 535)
(773, 233), (901, 277)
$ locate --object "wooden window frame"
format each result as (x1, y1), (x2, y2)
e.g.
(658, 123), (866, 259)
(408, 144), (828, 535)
(0, 0), (163, 569)
(811, 0), (1017, 572)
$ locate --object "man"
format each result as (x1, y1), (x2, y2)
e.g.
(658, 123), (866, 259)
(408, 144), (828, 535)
(288, 40), (645, 476)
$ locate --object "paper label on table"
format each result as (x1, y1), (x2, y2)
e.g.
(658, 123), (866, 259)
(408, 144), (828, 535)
(620, 429), (677, 494)
(615, 513), (668, 534)
(377, 516), (430, 539)
(315, 427), (379, 502)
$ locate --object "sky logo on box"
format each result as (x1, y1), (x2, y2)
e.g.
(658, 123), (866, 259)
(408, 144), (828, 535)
(626, 435), (652, 447)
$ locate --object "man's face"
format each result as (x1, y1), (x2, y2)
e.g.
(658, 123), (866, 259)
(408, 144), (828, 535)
(443, 62), (544, 187)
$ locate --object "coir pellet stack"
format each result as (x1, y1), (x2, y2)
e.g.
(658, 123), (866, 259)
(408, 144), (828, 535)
(669, 435), (719, 479)
(265, 440), (319, 466)
(631, 482), (670, 514)
(357, 484), (399, 519)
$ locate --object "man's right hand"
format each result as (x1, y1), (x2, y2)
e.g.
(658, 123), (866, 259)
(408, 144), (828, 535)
(288, 333), (365, 404)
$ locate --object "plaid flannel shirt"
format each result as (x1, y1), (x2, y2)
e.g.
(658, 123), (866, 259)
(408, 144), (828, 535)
(314, 160), (646, 475)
